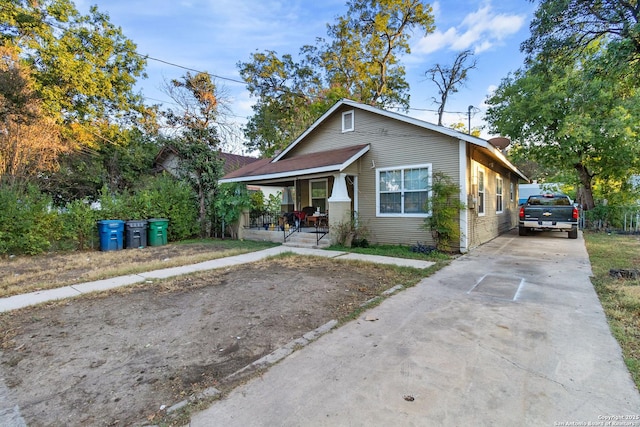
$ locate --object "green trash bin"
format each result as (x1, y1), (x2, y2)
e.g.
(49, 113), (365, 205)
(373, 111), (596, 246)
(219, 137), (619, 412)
(147, 218), (169, 246)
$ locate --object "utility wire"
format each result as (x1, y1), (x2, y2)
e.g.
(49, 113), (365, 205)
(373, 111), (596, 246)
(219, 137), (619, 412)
(139, 53), (475, 116)
(139, 54), (246, 85)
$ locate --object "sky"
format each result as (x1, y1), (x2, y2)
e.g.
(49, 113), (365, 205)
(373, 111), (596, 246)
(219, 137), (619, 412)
(76, 0), (538, 148)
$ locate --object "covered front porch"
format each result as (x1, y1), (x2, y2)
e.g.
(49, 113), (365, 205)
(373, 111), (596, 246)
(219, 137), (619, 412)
(238, 172), (357, 248)
(221, 144), (369, 247)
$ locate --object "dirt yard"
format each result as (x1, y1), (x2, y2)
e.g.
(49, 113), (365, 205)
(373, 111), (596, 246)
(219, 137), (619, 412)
(0, 253), (431, 426)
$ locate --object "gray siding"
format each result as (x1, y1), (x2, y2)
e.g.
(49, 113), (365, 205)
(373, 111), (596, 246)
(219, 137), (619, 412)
(466, 146), (519, 248)
(295, 107), (461, 246)
(271, 103), (521, 250)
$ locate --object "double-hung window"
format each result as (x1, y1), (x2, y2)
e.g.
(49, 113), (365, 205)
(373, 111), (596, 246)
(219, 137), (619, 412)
(377, 164), (431, 216)
(496, 176), (503, 213)
(310, 179), (328, 212)
(477, 169), (485, 215)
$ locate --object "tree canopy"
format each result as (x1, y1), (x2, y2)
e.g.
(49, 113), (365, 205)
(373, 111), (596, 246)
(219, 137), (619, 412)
(238, 0), (434, 156)
(486, 47), (640, 210)
(1, 0), (152, 193)
(523, 0), (640, 70)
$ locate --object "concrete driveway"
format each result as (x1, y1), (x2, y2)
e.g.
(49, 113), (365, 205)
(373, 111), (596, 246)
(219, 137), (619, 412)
(190, 229), (640, 426)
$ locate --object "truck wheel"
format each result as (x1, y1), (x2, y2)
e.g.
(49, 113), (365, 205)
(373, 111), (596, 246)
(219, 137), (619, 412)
(519, 226), (528, 236)
(568, 228), (578, 239)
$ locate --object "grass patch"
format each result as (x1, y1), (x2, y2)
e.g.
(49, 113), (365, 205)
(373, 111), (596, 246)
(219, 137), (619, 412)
(1, 239), (278, 298)
(326, 243), (450, 261)
(583, 231), (640, 390)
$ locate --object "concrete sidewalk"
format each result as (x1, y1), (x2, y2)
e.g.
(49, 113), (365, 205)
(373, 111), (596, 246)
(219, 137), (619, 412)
(0, 247), (435, 313)
(190, 230), (640, 426)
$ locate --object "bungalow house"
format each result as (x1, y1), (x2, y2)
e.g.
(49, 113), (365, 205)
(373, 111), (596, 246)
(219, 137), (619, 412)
(221, 99), (528, 252)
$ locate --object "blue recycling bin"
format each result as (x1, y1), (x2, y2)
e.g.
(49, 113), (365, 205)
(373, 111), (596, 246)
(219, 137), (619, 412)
(97, 220), (125, 251)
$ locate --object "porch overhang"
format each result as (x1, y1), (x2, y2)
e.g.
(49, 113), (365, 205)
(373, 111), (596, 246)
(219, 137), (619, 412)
(219, 144), (370, 185)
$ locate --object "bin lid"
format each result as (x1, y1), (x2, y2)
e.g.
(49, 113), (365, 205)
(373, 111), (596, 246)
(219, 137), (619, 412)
(126, 220), (148, 226)
(148, 218), (169, 223)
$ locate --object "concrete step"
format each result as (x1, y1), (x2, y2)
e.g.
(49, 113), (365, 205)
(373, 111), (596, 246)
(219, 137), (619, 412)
(283, 231), (331, 249)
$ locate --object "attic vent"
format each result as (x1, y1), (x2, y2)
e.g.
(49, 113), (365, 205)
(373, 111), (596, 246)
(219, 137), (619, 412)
(342, 110), (354, 133)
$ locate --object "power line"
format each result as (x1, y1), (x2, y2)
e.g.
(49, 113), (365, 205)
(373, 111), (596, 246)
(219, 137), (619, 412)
(139, 54), (246, 85)
(138, 54), (476, 116)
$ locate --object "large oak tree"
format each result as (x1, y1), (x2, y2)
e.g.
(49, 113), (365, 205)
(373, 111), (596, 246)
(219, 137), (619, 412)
(486, 48), (640, 210)
(1, 0), (152, 194)
(238, 0), (434, 156)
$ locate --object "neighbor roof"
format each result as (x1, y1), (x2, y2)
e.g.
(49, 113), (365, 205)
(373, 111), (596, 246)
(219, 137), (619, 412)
(154, 146), (259, 176)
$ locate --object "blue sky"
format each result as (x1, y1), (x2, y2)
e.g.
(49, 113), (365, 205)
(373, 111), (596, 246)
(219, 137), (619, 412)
(76, 0), (537, 145)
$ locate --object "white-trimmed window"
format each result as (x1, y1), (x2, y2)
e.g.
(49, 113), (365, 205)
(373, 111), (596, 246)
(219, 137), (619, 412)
(309, 179), (328, 212)
(478, 168), (485, 215)
(496, 176), (503, 213)
(342, 110), (354, 132)
(510, 181), (515, 202)
(376, 164), (431, 217)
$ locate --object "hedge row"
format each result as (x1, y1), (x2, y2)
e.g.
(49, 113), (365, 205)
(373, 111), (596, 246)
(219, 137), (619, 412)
(0, 175), (199, 256)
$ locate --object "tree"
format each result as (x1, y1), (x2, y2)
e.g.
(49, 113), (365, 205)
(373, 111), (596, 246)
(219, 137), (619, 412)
(162, 72), (225, 237)
(320, 0), (434, 109)
(486, 49), (640, 210)
(239, 50), (325, 156)
(0, 46), (69, 184)
(1, 0), (156, 199)
(238, 0), (435, 156)
(523, 0), (640, 69)
(426, 50), (477, 126)
(1, 0), (147, 126)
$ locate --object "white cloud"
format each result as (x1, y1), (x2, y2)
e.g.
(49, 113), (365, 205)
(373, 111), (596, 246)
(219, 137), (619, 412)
(414, 3), (526, 56)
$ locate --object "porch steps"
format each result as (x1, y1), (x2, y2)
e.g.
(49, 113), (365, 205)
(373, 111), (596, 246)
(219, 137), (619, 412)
(283, 231), (331, 249)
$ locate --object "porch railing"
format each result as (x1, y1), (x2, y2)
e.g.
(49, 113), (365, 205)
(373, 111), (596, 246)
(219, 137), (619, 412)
(314, 222), (329, 246)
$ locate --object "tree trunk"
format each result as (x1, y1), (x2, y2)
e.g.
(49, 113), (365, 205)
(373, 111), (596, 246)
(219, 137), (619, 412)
(198, 187), (207, 238)
(574, 163), (595, 210)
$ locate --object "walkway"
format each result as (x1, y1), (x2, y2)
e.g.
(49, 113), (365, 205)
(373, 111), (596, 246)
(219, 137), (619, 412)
(0, 247), (434, 313)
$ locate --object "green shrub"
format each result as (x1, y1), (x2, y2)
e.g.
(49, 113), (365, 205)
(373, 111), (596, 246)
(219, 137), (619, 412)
(423, 172), (466, 252)
(62, 199), (99, 250)
(0, 184), (62, 255)
(140, 174), (199, 241)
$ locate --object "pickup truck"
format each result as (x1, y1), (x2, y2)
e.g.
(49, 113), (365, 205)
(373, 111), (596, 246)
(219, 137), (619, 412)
(518, 194), (579, 239)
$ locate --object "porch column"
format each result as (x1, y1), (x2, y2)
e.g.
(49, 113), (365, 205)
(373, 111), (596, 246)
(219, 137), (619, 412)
(327, 173), (351, 244)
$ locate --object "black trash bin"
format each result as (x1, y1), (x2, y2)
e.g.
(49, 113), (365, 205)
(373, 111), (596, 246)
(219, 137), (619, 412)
(125, 220), (148, 249)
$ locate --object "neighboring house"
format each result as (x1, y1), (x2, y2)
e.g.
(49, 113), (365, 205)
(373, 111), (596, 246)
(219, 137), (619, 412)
(221, 99), (528, 252)
(153, 146), (258, 176)
(153, 146), (281, 198)
(518, 182), (564, 205)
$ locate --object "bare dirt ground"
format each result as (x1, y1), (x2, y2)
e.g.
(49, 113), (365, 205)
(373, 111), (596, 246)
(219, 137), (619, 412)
(0, 253), (431, 426)
(0, 241), (275, 297)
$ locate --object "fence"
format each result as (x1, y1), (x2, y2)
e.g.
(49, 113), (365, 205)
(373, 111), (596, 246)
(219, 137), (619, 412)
(583, 205), (640, 233)
(246, 212), (281, 230)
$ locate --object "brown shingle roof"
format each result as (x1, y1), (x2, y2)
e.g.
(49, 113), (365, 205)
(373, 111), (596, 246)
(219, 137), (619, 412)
(217, 151), (260, 175)
(221, 144), (370, 182)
